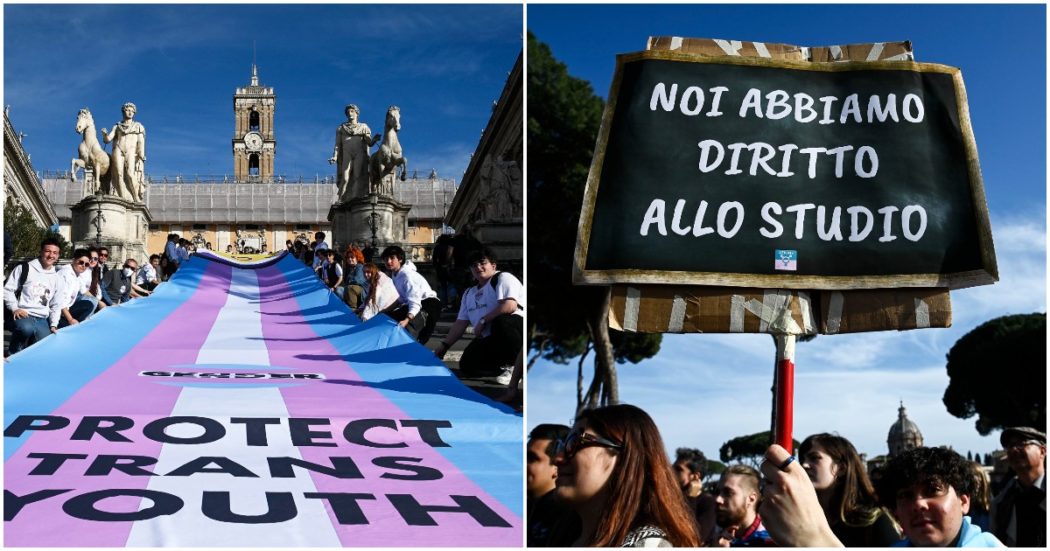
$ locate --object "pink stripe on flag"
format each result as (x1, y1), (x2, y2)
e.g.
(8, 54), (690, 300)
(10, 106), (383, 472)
(4, 262), (233, 547)
(256, 264), (521, 547)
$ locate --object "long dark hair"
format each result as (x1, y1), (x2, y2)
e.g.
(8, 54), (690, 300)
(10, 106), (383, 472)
(363, 263), (383, 309)
(578, 404), (700, 547)
(89, 266), (101, 296)
(799, 433), (884, 527)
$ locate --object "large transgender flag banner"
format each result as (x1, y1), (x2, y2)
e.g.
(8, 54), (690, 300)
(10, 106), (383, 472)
(4, 252), (522, 547)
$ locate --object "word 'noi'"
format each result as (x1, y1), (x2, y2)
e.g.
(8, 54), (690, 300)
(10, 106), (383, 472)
(639, 199), (928, 242)
(649, 83), (926, 124)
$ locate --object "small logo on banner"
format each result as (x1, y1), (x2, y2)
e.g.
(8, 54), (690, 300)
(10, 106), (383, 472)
(775, 249), (797, 271)
(140, 371), (325, 380)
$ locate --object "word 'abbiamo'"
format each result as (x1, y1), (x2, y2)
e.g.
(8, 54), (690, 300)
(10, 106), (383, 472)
(650, 83), (926, 124)
(640, 198), (928, 243)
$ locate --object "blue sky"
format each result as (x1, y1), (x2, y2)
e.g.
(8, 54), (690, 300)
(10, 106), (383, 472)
(527, 4), (1046, 464)
(4, 4), (522, 182)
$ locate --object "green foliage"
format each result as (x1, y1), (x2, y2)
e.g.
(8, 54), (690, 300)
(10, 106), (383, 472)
(943, 313), (1046, 434)
(3, 202), (68, 262)
(720, 430), (801, 467)
(611, 329), (662, 364)
(526, 31), (661, 369)
(704, 458), (726, 477)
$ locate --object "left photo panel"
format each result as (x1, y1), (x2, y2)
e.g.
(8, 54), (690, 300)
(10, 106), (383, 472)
(3, 3), (524, 546)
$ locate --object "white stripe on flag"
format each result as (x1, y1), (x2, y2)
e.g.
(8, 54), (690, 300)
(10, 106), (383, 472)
(195, 268), (270, 365)
(126, 268), (342, 546)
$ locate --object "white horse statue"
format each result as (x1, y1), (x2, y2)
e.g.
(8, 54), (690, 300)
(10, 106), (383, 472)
(369, 105), (408, 195)
(71, 108), (110, 194)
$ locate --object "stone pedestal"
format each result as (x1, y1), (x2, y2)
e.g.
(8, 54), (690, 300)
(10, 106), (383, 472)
(328, 194), (412, 253)
(473, 219), (524, 277)
(70, 194), (153, 264)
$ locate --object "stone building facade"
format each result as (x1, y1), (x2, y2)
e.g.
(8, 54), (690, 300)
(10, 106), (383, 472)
(4, 109), (57, 229)
(43, 176), (454, 262)
(445, 51), (522, 275)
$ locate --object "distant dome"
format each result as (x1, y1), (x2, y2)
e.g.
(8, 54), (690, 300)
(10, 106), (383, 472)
(888, 401), (924, 456)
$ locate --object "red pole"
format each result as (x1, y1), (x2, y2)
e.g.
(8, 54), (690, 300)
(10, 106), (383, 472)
(773, 333), (796, 452)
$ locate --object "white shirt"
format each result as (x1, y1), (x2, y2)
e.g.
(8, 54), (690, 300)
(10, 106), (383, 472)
(457, 271), (524, 337)
(3, 258), (60, 319)
(50, 265), (84, 327)
(360, 272), (400, 321)
(136, 263), (158, 285)
(391, 261), (438, 317)
(312, 241), (329, 270)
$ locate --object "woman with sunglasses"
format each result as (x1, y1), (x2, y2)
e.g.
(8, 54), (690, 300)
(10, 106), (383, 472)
(798, 433), (901, 546)
(553, 404), (700, 547)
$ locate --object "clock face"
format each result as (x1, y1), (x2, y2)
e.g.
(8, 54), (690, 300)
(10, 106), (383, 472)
(244, 132), (263, 151)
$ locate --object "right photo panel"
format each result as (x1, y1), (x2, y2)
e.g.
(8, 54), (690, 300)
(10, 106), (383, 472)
(526, 4), (1046, 548)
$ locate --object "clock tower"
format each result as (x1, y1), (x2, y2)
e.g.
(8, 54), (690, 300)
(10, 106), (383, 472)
(233, 64), (275, 181)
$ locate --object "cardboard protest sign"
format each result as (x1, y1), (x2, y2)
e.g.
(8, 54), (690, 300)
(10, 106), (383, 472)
(607, 284), (950, 334)
(4, 252), (521, 547)
(646, 36), (915, 64)
(574, 50), (997, 291)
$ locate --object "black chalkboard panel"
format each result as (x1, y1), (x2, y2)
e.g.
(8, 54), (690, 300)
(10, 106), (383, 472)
(574, 51), (997, 290)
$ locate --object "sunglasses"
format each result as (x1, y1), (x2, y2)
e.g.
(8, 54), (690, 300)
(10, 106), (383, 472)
(556, 430), (623, 460)
(74, 260), (90, 267)
(1005, 440), (1043, 452)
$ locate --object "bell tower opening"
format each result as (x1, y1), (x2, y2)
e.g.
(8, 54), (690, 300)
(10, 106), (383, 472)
(249, 154), (260, 177)
(249, 110), (260, 132)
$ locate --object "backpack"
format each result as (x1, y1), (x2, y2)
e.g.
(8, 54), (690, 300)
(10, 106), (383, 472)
(3, 261), (31, 325)
(487, 271), (524, 311)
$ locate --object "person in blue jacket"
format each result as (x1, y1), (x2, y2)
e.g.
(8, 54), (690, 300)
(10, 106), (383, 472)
(876, 447), (1004, 547)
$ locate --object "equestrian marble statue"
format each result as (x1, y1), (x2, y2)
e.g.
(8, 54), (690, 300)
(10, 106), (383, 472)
(71, 108), (111, 195)
(368, 105), (408, 197)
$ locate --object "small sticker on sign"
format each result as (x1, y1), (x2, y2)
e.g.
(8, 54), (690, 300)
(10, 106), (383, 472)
(775, 249), (797, 271)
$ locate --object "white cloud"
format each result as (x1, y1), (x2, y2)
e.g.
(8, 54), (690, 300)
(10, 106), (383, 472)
(952, 211), (1046, 323)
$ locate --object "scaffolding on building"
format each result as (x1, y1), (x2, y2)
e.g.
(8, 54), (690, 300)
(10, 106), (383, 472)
(41, 174), (457, 226)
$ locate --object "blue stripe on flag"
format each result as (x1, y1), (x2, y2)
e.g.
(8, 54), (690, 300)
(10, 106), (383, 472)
(271, 255), (524, 517)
